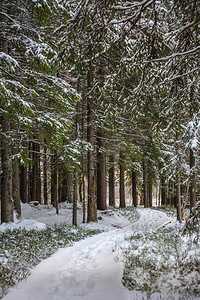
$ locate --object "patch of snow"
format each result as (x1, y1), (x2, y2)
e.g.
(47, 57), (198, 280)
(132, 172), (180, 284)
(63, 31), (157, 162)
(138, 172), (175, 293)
(0, 219), (46, 232)
(16, 219), (47, 231)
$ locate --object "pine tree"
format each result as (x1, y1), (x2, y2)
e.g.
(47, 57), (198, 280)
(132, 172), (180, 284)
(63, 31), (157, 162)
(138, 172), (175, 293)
(0, 0), (79, 222)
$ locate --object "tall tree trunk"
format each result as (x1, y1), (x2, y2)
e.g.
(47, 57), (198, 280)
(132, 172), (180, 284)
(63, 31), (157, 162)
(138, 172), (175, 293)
(96, 132), (107, 210)
(87, 66), (97, 222)
(155, 185), (158, 206)
(119, 150), (125, 208)
(30, 141), (37, 202)
(1, 117), (13, 223)
(28, 142), (32, 203)
(148, 159), (152, 207)
(143, 157), (148, 208)
(172, 182), (176, 207)
(43, 147), (48, 205)
(65, 171), (73, 203)
(58, 167), (62, 203)
(132, 170), (137, 207)
(81, 77), (87, 223)
(36, 144), (41, 203)
(168, 181), (172, 206)
(87, 103), (97, 221)
(12, 156), (21, 217)
(20, 165), (28, 203)
(51, 154), (58, 214)
(175, 128), (182, 222)
(161, 176), (166, 206)
(73, 78), (81, 225)
(79, 173), (82, 204)
(73, 172), (78, 226)
(166, 184), (170, 205)
(176, 173), (182, 223)
(30, 141), (41, 203)
(158, 181), (161, 206)
(109, 154), (115, 207)
(60, 172), (68, 202)
(82, 172), (86, 223)
(148, 180), (153, 208)
(189, 80), (197, 211)
(190, 149), (196, 211)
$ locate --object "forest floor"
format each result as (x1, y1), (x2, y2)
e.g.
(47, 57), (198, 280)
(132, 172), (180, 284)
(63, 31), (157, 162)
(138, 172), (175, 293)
(1, 203), (200, 300)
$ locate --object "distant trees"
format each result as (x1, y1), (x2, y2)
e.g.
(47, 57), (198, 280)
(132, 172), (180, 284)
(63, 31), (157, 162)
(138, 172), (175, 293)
(0, 0), (79, 222)
(0, 0), (199, 224)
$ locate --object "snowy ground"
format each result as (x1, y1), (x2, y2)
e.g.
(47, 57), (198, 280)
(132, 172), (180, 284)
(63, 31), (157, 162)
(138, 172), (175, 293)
(1, 204), (173, 300)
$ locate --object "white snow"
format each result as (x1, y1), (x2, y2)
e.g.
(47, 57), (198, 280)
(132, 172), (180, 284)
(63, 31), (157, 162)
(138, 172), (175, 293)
(0, 52), (19, 68)
(3, 231), (133, 300)
(2, 204), (172, 300)
(0, 219), (46, 232)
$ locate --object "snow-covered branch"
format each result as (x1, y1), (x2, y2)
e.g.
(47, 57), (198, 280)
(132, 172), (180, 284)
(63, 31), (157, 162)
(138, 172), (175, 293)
(145, 46), (200, 63)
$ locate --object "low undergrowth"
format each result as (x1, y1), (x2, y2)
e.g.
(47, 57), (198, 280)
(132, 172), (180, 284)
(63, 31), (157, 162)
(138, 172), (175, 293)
(122, 204), (200, 299)
(0, 224), (100, 298)
(115, 206), (140, 223)
(152, 205), (189, 219)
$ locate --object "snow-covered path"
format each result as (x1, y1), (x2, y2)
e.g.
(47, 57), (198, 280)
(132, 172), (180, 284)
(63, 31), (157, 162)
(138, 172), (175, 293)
(131, 207), (170, 231)
(3, 208), (169, 300)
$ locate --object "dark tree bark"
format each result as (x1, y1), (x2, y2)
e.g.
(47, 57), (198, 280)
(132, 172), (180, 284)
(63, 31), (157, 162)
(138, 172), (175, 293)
(158, 181), (161, 206)
(132, 170), (137, 207)
(65, 171), (73, 203)
(148, 181), (153, 207)
(28, 142), (32, 203)
(87, 103), (97, 221)
(190, 149), (196, 211)
(58, 169), (73, 203)
(155, 185), (158, 206)
(79, 173), (82, 204)
(51, 154), (58, 214)
(31, 141), (37, 202)
(58, 167), (62, 203)
(73, 78), (81, 225)
(143, 157), (148, 208)
(73, 172), (78, 226)
(109, 154), (115, 207)
(36, 144), (41, 203)
(20, 165), (28, 203)
(81, 77), (87, 223)
(82, 173), (86, 223)
(161, 176), (166, 206)
(87, 66), (97, 222)
(1, 117), (13, 223)
(168, 181), (172, 206)
(176, 173), (182, 223)
(30, 141), (41, 203)
(119, 150), (125, 208)
(96, 132), (107, 211)
(12, 156), (21, 217)
(43, 147), (48, 205)
(172, 182), (176, 207)
(166, 184), (170, 205)
(60, 172), (68, 203)
(148, 159), (153, 207)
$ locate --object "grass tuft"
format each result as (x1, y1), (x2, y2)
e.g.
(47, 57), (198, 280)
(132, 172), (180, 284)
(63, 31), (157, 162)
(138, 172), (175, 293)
(0, 224), (100, 298)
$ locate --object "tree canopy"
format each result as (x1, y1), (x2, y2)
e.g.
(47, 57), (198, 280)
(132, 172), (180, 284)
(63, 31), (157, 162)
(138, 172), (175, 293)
(0, 0), (199, 223)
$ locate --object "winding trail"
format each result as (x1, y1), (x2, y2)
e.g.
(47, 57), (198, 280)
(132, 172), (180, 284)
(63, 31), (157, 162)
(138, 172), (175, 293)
(3, 208), (169, 300)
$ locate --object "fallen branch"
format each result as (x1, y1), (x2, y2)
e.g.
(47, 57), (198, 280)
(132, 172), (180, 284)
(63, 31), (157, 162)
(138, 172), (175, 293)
(157, 220), (171, 230)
